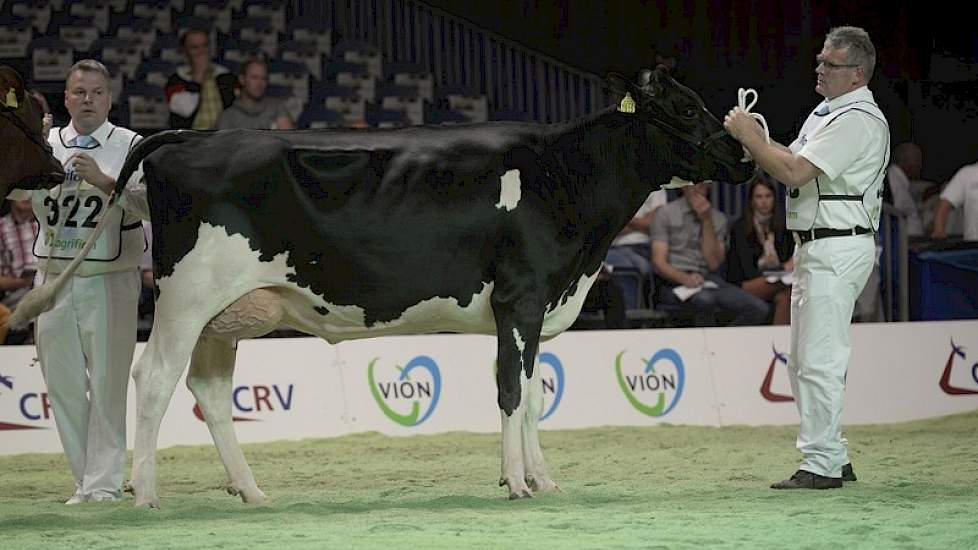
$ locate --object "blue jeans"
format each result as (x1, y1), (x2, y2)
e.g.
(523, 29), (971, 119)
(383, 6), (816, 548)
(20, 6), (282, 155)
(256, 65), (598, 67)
(606, 244), (652, 310)
(658, 273), (770, 326)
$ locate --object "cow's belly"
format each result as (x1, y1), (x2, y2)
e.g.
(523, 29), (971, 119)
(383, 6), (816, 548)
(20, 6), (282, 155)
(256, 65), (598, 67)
(158, 223), (596, 344)
(541, 270), (600, 340)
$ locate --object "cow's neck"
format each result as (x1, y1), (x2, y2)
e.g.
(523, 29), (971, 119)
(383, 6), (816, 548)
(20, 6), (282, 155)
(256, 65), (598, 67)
(542, 108), (666, 256)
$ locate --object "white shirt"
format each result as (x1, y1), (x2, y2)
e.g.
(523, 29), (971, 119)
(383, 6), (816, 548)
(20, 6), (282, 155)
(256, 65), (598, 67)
(886, 164), (924, 236)
(788, 86), (890, 231)
(940, 162), (978, 240)
(612, 190), (667, 246)
(9, 120), (150, 276)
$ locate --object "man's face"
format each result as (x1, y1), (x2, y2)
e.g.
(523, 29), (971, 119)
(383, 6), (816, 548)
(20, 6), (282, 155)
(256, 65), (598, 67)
(64, 69), (111, 135)
(11, 199), (33, 220)
(682, 181), (711, 201)
(183, 31), (211, 67)
(815, 45), (863, 100)
(240, 62), (268, 101)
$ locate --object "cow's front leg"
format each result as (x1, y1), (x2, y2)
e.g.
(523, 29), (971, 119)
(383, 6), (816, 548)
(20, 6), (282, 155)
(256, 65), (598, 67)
(499, 368), (532, 499)
(492, 290), (544, 499)
(522, 354), (560, 493)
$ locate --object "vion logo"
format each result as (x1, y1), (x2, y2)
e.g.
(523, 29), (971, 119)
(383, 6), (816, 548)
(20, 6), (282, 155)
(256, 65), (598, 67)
(538, 353), (565, 421)
(939, 339), (978, 395)
(615, 349), (684, 417)
(761, 345), (794, 402)
(368, 355), (442, 427)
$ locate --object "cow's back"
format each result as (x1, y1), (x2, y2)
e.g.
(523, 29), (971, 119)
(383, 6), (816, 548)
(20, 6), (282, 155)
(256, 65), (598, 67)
(142, 127), (588, 339)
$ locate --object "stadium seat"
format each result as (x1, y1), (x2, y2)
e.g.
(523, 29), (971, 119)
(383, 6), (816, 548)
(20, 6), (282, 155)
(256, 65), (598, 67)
(126, 82), (168, 130)
(29, 36), (74, 82)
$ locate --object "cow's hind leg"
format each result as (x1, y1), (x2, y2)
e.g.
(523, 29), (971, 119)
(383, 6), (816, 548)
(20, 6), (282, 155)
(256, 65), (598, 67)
(129, 326), (203, 508)
(186, 336), (266, 504)
(522, 355), (560, 493)
(492, 290), (544, 500)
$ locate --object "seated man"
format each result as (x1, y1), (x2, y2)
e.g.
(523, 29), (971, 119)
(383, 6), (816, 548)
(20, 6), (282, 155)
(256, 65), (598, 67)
(0, 199), (40, 344)
(605, 189), (666, 310)
(217, 58), (295, 130)
(651, 182), (769, 326)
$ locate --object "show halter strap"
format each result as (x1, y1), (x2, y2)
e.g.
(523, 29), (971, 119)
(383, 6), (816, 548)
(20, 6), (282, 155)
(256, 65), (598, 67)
(737, 87), (770, 161)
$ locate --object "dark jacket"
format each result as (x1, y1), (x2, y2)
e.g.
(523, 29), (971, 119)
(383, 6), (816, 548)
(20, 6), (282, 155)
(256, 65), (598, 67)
(164, 64), (238, 129)
(725, 215), (794, 285)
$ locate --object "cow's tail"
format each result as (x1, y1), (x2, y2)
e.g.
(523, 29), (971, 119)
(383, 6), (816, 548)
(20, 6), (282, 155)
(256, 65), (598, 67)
(111, 129), (202, 202)
(10, 130), (199, 328)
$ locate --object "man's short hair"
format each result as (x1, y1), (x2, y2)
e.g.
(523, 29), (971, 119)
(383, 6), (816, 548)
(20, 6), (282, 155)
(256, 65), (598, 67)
(825, 26), (876, 81)
(66, 59), (111, 84)
(179, 27), (210, 50)
(239, 57), (268, 76)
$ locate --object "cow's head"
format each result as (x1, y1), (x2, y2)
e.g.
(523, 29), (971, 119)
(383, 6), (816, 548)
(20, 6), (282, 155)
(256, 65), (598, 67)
(609, 66), (755, 186)
(0, 65), (64, 198)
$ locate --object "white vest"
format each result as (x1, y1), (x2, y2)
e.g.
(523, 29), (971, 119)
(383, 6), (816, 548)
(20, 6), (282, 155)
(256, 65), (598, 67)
(787, 96), (889, 232)
(34, 124), (146, 276)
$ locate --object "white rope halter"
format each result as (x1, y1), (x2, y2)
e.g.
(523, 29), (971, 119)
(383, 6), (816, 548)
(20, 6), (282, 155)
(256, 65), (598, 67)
(737, 87), (770, 161)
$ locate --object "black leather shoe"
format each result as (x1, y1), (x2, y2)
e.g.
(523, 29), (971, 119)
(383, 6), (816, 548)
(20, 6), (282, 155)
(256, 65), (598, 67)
(842, 463), (857, 482)
(771, 469), (842, 490)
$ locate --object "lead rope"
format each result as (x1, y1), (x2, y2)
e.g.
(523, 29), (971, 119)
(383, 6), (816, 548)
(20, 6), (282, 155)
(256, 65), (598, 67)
(737, 87), (770, 162)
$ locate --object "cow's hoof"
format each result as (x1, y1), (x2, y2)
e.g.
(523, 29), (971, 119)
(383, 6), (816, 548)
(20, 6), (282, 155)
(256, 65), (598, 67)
(134, 496), (161, 509)
(240, 488), (267, 505)
(526, 475), (561, 493)
(500, 476), (533, 500)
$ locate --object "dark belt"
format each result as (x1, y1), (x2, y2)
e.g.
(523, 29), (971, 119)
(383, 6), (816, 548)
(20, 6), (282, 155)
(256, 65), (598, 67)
(794, 226), (873, 244)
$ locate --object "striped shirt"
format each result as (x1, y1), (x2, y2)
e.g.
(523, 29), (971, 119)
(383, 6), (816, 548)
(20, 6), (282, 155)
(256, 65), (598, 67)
(0, 214), (38, 278)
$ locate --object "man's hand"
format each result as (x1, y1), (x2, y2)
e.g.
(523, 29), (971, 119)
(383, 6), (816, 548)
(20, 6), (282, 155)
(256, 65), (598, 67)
(682, 272), (705, 288)
(724, 106), (765, 146)
(41, 113), (52, 135)
(687, 191), (712, 221)
(69, 153), (114, 194)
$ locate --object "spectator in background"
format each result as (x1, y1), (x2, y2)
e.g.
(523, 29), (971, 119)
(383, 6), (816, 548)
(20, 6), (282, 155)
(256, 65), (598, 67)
(886, 142), (924, 236)
(604, 189), (666, 309)
(651, 181), (769, 326)
(725, 175), (794, 325)
(932, 160), (978, 241)
(0, 199), (39, 344)
(217, 58), (295, 130)
(165, 28), (237, 130)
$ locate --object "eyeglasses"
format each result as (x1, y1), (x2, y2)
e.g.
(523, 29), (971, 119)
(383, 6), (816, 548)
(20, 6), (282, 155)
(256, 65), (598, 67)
(816, 56), (859, 70)
(68, 89), (107, 101)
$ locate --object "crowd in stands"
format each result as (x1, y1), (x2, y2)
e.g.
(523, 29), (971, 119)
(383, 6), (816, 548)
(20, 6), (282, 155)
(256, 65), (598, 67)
(2, 1), (977, 343)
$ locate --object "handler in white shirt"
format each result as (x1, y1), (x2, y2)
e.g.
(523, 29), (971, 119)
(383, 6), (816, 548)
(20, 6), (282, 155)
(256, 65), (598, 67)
(724, 26), (889, 490)
(6, 59), (149, 504)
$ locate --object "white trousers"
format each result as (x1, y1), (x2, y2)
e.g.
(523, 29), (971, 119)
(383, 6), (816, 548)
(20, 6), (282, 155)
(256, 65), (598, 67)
(788, 234), (874, 478)
(36, 269), (140, 496)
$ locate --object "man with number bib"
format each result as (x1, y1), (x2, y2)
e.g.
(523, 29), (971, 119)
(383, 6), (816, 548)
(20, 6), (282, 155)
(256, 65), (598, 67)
(724, 27), (889, 489)
(6, 60), (149, 503)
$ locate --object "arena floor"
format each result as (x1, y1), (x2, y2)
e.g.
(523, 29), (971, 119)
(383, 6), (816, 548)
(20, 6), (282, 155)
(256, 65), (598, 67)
(2, 410), (977, 549)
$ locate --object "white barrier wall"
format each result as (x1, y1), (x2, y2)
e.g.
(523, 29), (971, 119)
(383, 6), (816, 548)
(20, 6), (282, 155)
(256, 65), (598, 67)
(2, 320), (977, 455)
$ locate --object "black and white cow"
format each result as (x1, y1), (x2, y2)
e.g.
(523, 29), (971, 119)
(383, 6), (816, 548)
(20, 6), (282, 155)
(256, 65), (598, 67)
(18, 67), (754, 506)
(0, 65), (64, 199)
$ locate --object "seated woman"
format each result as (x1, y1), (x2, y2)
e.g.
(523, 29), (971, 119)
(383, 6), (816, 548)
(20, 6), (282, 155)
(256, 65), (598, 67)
(726, 175), (794, 325)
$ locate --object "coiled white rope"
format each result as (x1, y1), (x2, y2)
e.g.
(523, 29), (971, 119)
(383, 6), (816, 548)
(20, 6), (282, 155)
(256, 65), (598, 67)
(737, 87), (770, 161)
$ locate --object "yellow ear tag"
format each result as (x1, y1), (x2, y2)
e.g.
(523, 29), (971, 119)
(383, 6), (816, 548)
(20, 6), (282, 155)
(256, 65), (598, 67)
(618, 92), (635, 113)
(2, 87), (18, 109)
